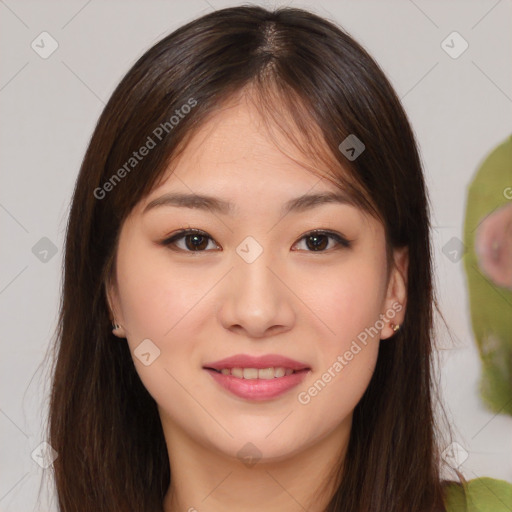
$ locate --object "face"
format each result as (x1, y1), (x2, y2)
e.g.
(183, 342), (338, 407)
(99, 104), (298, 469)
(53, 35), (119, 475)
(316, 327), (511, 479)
(107, 94), (408, 463)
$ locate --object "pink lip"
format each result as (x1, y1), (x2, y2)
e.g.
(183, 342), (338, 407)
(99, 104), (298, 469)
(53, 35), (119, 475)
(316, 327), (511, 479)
(203, 353), (310, 371)
(204, 368), (310, 401)
(202, 353), (311, 401)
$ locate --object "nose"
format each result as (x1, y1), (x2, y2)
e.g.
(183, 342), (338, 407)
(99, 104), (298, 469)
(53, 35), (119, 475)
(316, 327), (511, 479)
(218, 249), (296, 339)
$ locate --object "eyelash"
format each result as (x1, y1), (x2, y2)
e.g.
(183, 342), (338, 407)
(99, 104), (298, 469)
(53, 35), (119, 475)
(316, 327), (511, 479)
(160, 228), (352, 253)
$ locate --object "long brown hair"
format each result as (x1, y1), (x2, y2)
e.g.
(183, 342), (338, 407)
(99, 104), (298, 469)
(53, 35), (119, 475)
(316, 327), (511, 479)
(44, 5), (458, 511)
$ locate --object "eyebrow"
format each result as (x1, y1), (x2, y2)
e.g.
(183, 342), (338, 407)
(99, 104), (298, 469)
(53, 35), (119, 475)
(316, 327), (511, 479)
(143, 191), (356, 216)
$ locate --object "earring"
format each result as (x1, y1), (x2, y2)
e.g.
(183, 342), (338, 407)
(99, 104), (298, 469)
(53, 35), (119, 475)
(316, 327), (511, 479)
(112, 321), (121, 332)
(390, 323), (400, 333)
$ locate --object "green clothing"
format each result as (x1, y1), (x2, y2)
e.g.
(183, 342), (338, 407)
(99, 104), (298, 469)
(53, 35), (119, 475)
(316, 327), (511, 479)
(463, 134), (512, 415)
(444, 477), (512, 511)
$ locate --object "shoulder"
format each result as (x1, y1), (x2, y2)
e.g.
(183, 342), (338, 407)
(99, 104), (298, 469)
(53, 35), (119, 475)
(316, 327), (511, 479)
(443, 477), (512, 512)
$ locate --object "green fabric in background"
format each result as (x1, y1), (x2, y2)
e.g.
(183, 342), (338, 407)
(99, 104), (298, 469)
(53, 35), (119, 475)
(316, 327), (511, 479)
(444, 477), (512, 511)
(463, 134), (512, 416)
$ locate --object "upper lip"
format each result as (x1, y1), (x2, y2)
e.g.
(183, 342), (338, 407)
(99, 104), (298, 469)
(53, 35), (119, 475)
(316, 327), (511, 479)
(203, 354), (311, 371)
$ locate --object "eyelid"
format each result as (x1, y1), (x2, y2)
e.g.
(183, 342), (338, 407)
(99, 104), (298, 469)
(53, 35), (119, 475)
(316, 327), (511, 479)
(160, 228), (352, 252)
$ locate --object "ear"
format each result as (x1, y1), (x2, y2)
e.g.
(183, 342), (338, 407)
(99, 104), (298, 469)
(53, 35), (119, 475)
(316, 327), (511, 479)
(105, 277), (127, 339)
(380, 246), (408, 340)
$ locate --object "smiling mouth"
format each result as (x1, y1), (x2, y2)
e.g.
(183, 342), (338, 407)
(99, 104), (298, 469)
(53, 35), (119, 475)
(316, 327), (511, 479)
(204, 367), (309, 379)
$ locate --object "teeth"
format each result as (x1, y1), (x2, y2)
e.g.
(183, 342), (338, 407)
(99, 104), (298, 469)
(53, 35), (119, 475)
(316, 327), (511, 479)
(243, 368), (259, 379)
(231, 367), (244, 378)
(260, 367), (278, 379)
(217, 367), (297, 379)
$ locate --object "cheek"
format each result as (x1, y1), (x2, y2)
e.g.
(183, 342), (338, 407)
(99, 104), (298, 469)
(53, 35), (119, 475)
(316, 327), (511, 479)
(292, 250), (386, 416)
(115, 238), (209, 342)
(294, 276), (381, 432)
(114, 240), (212, 410)
(301, 251), (387, 353)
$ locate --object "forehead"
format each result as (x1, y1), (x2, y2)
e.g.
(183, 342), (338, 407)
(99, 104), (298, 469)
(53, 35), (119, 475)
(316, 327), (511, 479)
(145, 94), (346, 206)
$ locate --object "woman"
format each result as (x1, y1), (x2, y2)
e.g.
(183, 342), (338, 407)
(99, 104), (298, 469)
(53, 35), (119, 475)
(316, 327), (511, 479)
(45, 5), (512, 511)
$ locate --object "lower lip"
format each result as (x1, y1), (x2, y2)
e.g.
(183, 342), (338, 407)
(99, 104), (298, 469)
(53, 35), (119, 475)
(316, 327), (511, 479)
(204, 369), (310, 401)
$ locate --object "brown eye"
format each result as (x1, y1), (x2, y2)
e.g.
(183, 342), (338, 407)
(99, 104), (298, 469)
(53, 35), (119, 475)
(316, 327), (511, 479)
(305, 233), (329, 251)
(162, 229), (219, 252)
(183, 233), (209, 251)
(292, 230), (352, 252)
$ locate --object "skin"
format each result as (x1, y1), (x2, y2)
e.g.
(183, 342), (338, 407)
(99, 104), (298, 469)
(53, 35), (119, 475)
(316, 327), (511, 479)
(107, 93), (408, 512)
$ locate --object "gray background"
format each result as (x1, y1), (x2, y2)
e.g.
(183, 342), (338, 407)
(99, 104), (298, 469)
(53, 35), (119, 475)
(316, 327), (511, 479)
(1, 0), (511, 510)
